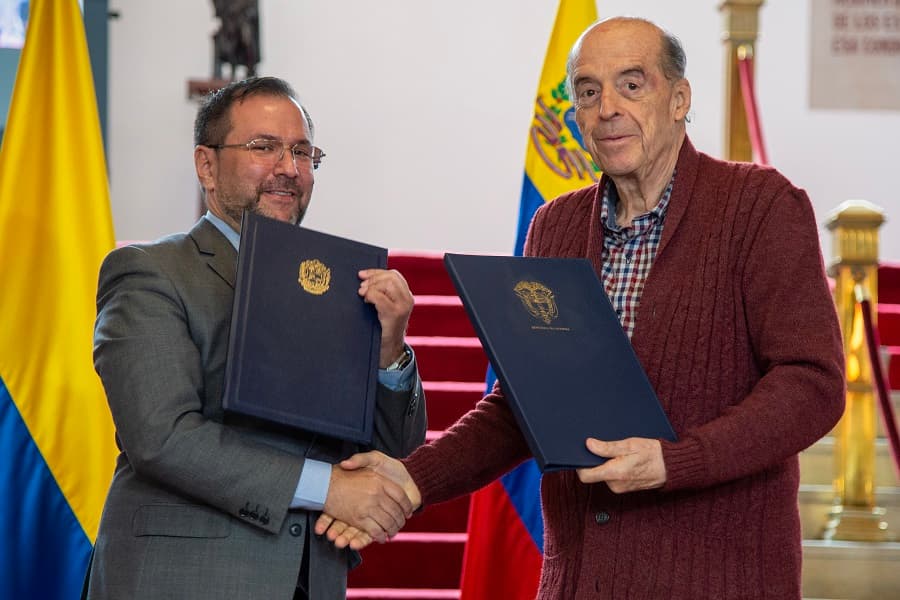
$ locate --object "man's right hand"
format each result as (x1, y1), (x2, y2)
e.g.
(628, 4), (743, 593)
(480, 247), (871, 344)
(322, 462), (414, 543)
(343, 451), (422, 508)
(316, 451), (421, 549)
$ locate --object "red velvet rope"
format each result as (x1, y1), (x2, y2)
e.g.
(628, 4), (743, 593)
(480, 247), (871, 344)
(859, 296), (900, 479)
(736, 54), (769, 166)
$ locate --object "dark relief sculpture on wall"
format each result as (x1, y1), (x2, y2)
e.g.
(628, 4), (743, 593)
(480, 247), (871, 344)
(212, 0), (260, 79)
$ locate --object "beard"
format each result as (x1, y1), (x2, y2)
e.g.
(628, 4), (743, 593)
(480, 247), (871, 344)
(218, 175), (307, 228)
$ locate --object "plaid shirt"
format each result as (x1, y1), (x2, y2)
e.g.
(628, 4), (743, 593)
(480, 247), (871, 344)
(600, 174), (674, 338)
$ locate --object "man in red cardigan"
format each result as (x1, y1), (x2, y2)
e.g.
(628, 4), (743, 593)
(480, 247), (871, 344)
(319, 17), (845, 599)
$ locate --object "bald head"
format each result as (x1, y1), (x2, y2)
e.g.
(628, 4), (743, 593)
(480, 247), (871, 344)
(567, 18), (687, 98)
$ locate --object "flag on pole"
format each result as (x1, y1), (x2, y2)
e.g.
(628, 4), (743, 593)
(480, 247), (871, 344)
(460, 1), (598, 598)
(512, 0), (600, 256)
(0, 0), (117, 597)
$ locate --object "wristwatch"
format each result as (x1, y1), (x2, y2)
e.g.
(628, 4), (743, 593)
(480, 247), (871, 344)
(385, 346), (412, 371)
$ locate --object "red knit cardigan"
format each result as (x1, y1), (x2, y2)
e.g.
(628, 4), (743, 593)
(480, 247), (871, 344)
(404, 137), (845, 599)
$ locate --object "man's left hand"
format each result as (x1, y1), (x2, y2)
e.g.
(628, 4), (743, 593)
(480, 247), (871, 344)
(315, 516), (373, 551)
(576, 437), (667, 493)
(358, 269), (413, 368)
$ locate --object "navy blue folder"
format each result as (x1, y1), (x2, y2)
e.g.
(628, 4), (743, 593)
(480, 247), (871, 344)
(222, 212), (386, 444)
(444, 253), (676, 471)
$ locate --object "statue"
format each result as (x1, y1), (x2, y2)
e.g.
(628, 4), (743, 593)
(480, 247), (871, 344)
(211, 0), (260, 79)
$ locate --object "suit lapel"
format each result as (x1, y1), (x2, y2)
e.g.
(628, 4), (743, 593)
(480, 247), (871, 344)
(189, 218), (238, 289)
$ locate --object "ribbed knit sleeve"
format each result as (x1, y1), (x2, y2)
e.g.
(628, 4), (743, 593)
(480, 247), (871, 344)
(403, 385), (532, 507)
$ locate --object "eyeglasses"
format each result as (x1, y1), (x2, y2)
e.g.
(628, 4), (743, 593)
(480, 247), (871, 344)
(209, 138), (326, 170)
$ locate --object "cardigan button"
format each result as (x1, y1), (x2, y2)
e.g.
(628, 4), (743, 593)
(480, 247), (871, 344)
(594, 511), (611, 525)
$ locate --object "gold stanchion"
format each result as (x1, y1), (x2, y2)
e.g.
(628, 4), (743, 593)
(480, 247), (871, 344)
(823, 200), (894, 542)
(719, 0), (765, 162)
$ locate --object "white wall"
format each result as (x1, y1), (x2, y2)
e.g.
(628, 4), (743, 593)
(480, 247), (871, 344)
(108, 0), (900, 260)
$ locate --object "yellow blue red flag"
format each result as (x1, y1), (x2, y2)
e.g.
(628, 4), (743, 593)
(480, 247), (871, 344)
(460, 2), (598, 598)
(0, 0), (117, 597)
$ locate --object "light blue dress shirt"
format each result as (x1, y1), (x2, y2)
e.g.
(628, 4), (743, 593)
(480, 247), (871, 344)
(203, 212), (416, 510)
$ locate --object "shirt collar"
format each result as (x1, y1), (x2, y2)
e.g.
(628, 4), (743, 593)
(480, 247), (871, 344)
(203, 210), (241, 251)
(601, 171), (676, 234)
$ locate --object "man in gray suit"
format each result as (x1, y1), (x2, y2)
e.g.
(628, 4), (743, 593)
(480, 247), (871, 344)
(83, 77), (426, 599)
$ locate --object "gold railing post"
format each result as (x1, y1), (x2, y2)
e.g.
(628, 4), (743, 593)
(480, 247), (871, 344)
(719, 0), (765, 162)
(823, 200), (893, 541)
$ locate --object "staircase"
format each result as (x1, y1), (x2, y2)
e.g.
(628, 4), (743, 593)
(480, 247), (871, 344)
(347, 253), (900, 599)
(347, 252), (486, 600)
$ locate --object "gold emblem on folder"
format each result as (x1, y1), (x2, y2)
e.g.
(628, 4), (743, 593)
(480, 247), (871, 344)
(299, 259), (331, 295)
(514, 280), (558, 324)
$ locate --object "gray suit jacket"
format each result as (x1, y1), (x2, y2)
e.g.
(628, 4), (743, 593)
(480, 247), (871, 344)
(84, 218), (426, 599)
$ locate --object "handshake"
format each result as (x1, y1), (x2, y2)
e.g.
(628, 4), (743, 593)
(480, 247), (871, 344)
(317, 451), (421, 550)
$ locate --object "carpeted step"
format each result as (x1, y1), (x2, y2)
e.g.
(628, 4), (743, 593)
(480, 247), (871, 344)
(407, 296), (476, 338)
(879, 304), (900, 347)
(348, 532), (466, 589)
(880, 263), (900, 305)
(422, 381), (485, 430)
(388, 252), (456, 297)
(876, 262), (900, 391)
(408, 336), (489, 383)
(402, 495), (471, 533)
(347, 589), (460, 599)
(887, 346), (900, 391)
(425, 429), (446, 442)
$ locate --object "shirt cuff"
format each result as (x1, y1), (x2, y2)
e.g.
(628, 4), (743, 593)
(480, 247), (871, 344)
(377, 346), (416, 392)
(290, 459), (331, 511)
